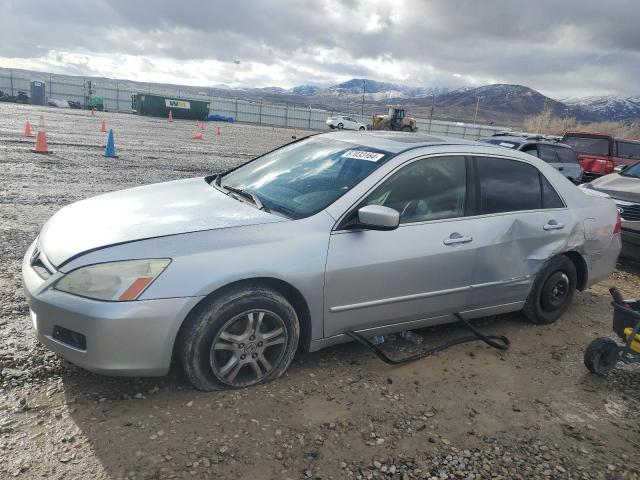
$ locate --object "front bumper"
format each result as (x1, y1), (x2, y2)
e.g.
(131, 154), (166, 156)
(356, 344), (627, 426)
(22, 242), (203, 376)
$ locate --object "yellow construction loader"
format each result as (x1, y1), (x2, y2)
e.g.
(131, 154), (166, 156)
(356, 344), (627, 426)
(371, 106), (418, 132)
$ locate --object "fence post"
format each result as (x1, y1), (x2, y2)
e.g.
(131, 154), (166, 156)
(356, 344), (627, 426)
(235, 98), (238, 120)
(49, 73), (52, 101)
(259, 98), (263, 124)
(285, 103), (289, 127)
(308, 107), (311, 129)
(9, 68), (13, 96)
(116, 80), (120, 111)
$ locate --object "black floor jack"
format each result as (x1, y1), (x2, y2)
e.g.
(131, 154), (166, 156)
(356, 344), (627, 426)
(346, 313), (510, 365)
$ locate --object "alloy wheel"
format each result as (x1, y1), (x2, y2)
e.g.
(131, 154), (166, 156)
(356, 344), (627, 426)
(209, 310), (287, 387)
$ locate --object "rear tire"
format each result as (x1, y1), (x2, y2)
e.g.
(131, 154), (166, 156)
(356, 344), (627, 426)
(337, 123), (344, 129)
(179, 285), (300, 391)
(359, 126), (365, 131)
(523, 255), (577, 324)
(584, 337), (619, 375)
(401, 125), (413, 132)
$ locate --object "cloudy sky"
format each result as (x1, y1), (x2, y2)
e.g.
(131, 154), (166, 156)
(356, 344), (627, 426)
(1, 0), (639, 98)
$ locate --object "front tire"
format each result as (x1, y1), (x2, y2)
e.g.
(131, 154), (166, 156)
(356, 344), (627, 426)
(179, 285), (300, 391)
(337, 123), (344, 129)
(523, 255), (577, 324)
(359, 126), (365, 131)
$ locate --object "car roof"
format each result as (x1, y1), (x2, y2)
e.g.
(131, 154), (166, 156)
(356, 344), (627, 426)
(321, 130), (481, 154)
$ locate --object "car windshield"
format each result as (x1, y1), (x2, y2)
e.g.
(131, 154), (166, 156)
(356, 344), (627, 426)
(483, 138), (521, 149)
(562, 136), (610, 156)
(621, 162), (640, 179)
(218, 136), (394, 219)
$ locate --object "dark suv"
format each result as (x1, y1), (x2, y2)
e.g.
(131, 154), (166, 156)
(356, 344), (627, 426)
(482, 134), (583, 184)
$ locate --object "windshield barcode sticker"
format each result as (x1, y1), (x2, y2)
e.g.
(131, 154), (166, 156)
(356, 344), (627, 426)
(341, 150), (385, 162)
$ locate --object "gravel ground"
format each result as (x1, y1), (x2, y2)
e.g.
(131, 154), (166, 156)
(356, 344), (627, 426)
(0, 103), (639, 480)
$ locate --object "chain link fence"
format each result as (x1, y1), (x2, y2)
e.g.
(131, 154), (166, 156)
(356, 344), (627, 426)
(0, 68), (510, 140)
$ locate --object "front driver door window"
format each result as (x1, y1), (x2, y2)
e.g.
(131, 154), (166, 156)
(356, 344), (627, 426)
(323, 156), (476, 338)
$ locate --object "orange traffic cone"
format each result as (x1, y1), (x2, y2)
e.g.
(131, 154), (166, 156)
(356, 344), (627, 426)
(292, 128), (298, 139)
(168, 110), (173, 122)
(191, 132), (204, 140)
(91, 108), (96, 116)
(100, 120), (107, 133)
(23, 121), (33, 137)
(32, 117), (51, 154)
(216, 127), (221, 136)
(199, 120), (205, 130)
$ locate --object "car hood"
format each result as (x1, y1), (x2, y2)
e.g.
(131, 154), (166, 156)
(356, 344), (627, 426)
(39, 177), (285, 267)
(590, 173), (640, 203)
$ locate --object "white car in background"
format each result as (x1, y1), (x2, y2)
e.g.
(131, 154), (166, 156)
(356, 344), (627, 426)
(326, 115), (366, 131)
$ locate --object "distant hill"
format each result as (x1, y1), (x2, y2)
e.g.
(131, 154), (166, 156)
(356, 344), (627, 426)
(563, 95), (640, 122)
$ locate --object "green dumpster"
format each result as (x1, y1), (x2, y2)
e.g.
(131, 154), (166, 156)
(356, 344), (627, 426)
(131, 93), (210, 120)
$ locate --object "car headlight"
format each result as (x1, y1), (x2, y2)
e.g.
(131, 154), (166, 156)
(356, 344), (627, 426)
(54, 259), (171, 301)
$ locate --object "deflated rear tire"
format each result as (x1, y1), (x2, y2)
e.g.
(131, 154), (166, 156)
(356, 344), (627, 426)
(179, 285), (300, 391)
(523, 255), (577, 324)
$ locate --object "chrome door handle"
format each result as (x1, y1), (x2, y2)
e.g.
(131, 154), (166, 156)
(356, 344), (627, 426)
(443, 233), (473, 245)
(543, 220), (565, 231)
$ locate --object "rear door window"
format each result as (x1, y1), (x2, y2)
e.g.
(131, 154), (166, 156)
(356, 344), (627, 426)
(537, 144), (559, 163)
(476, 157), (542, 214)
(541, 175), (565, 208)
(616, 141), (640, 159)
(555, 147), (579, 163)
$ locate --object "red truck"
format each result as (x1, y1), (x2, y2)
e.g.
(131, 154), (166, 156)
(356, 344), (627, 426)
(561, 132), (640, 182)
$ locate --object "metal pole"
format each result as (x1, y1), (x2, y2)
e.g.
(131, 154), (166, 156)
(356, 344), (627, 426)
(473, 96), (480, 125)
(259, 98), (263, 124)
(308, 106), (312, 129)
(9, 68), (13, 96)
(235, 97), (238, 120)
(361, 80), (366, 115)
(49, 73), (52, 101)
(285, 103), (289, 127)
(428, 93), (436, 133)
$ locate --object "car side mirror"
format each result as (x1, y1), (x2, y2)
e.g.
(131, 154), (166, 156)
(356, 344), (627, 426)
(357, 205), (400, 231)
(614, 164), (628, 173)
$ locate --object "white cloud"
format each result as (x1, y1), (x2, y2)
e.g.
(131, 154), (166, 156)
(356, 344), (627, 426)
(0, 0), (639, 97)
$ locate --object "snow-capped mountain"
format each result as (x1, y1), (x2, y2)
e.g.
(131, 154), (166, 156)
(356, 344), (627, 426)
(290, 78), (449, 100)
(437, 84), (566, 115)
(563, 95), (640, 121)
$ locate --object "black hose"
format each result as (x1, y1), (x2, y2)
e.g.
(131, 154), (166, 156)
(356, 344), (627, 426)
(345, 312), (509, 366)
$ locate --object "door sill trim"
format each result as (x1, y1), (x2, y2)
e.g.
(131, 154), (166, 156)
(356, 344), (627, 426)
(329, 276), (531, 313)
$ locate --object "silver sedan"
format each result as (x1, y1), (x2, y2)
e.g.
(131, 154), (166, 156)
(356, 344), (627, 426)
(22, 131), (621, 390)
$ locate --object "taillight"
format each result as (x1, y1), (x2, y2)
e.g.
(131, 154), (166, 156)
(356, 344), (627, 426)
(614, 211), (622, 234)
(606, 159), (615, 173)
